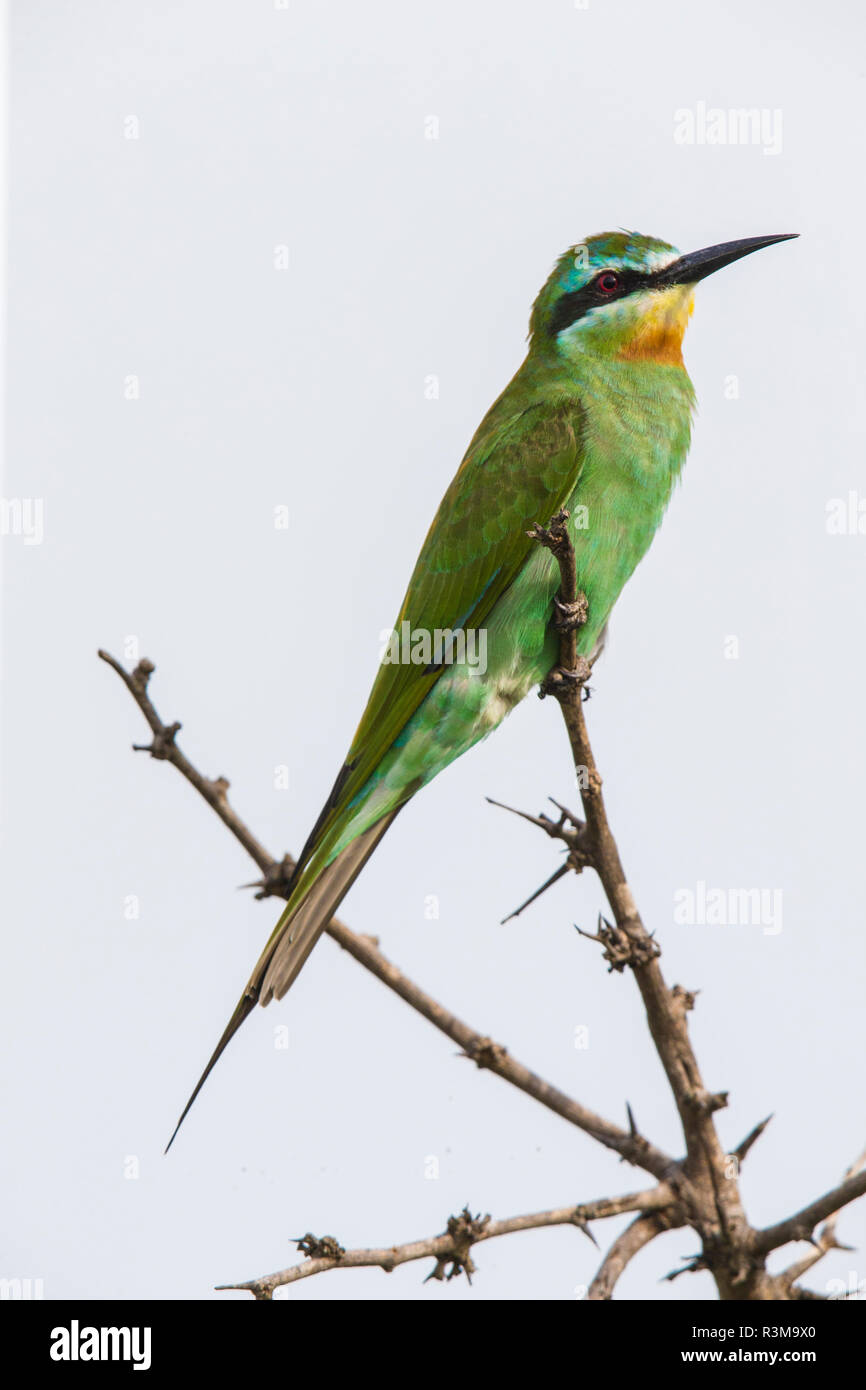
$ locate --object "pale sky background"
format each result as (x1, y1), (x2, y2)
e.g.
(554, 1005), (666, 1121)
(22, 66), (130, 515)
(2, 0), (865, 1302)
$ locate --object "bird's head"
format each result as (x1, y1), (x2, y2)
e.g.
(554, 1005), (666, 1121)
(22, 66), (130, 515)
(530, 230), (797, 367)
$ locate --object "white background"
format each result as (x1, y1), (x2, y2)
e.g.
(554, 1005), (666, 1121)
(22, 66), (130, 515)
(2, 0), (864, 1300)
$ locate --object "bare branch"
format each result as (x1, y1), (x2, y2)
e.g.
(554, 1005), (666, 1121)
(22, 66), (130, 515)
(754, 1155), (866, 1257)
(527, 516), (750, 1285)
(331, 930), (678, 1180)
(814, 1147), (866, 1252)
(587, 1210), (682, 1301)
(218, 1192), (675, 1299)
(98, 651), (277, 875)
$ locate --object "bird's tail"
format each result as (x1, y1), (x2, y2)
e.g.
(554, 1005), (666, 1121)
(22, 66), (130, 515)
(166, 808), (400, 1150)
(258, 810), (399, 1005)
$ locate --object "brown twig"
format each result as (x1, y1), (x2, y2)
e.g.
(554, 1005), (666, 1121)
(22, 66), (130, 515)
(587, 1210), (681, 1301)
(514, 509), (866, 1300)
(732, 1151), (866, 1299)
(217, 1192), (674, 1299)
(754, 1162), (866, 1257)
(98, 651), (275, 875)
(525, 515), (750, 1292)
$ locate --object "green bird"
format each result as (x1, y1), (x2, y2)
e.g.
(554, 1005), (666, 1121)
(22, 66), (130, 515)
(168, 229), (796, 1147)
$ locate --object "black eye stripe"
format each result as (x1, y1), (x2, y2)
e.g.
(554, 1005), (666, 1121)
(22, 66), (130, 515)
(548, 267), (654, 336)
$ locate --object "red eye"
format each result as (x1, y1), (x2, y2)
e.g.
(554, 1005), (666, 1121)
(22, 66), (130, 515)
(597, 271), (620, 295)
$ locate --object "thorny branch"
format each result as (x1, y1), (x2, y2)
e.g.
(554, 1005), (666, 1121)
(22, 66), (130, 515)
(587, 1211), (679, 1302)
(99, 516), (865, 1298)
(504, 507), (865, 1299)
(218, 1195), (673, 1300)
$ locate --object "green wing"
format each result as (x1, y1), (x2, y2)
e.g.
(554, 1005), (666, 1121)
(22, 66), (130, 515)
(294, 393), (585, 872)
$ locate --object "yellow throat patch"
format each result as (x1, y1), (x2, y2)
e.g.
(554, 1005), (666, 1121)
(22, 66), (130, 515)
(617, 286), (695, 367)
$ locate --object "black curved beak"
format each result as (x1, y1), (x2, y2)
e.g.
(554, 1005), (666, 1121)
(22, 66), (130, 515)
(657, 234), (799, 287)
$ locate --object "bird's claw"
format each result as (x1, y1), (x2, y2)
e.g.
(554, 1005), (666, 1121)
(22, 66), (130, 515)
(539, 657), (592, 698)
(553, 593), (589, 633)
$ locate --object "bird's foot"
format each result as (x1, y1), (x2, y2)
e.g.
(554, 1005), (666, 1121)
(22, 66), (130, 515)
(539, 657), (591, 699)
(553, 592), (589, 633)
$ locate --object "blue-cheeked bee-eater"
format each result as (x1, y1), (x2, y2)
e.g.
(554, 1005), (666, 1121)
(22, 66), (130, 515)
(168, 229), (797, 1147)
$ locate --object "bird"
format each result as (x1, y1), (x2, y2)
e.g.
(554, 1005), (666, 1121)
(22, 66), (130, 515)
(167, 228), (797, 1148)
